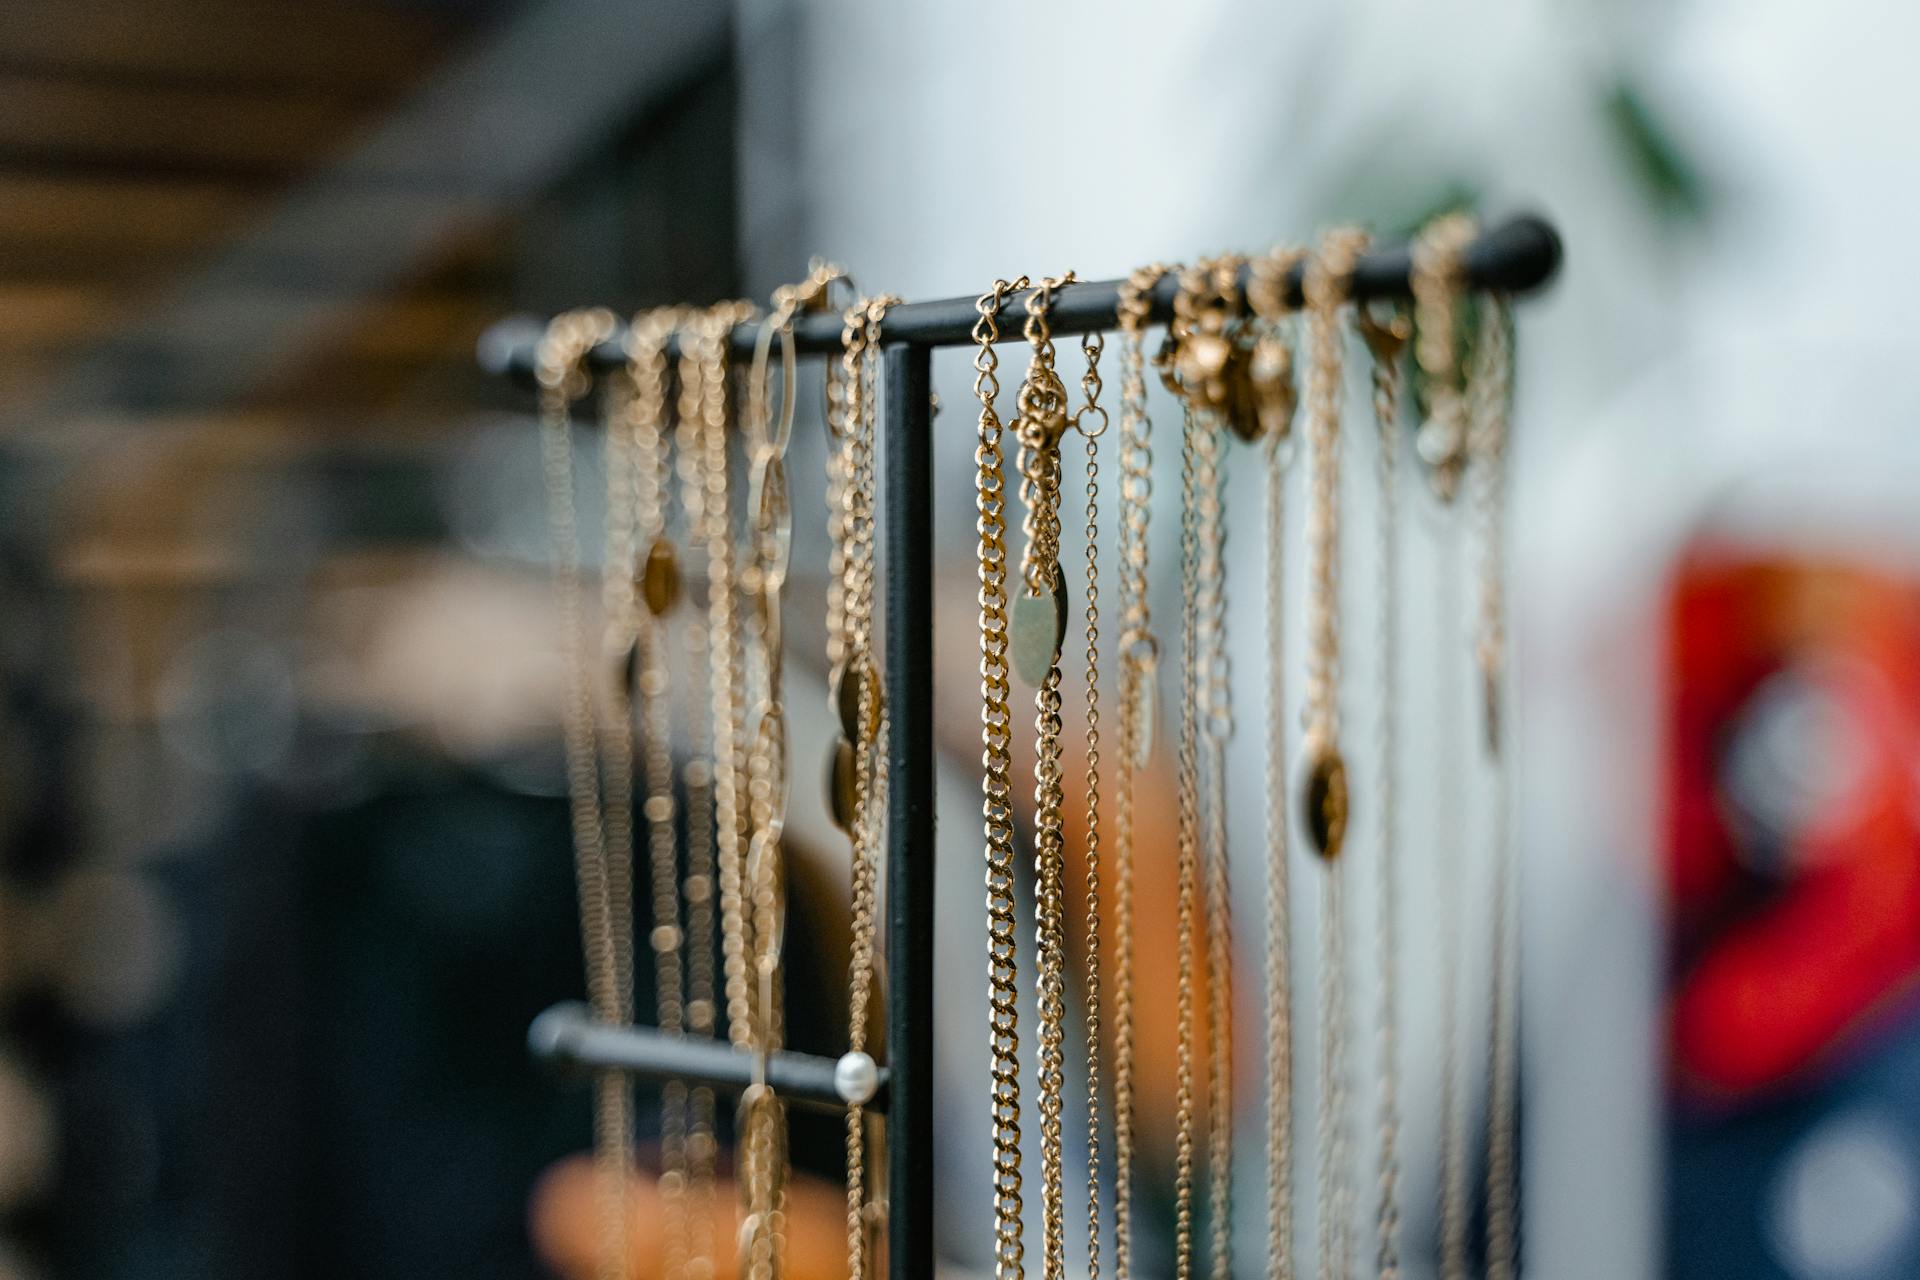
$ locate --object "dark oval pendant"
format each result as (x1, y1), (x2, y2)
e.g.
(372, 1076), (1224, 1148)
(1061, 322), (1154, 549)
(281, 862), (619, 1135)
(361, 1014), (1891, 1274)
(1302, 744), (1350, 861)
(826, 736), (858, 833)
(1010, 569), (1069, 688)
(640, 537), (681, 616)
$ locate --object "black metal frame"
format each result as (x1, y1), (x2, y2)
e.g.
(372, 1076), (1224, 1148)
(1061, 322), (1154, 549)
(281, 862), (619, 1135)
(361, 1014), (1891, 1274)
(499, 212), (1563, 1280)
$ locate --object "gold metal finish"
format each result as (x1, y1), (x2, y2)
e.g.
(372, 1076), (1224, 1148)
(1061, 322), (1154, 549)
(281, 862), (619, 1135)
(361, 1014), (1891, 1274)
(1109, 263), (1169, 1280)
(534, 306), (630, 1280)
(1248, 245), (1305, 1280)
(1301, 228), (1369, 1280)
(1411, 214), (1476, 503)
(974, 275), (1031, 1280)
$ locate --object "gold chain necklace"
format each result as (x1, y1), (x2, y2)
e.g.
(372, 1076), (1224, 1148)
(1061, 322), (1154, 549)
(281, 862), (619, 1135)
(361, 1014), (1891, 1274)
(1470, 293), (1517, 1280)
(1411, 214), (1476, 1280)
(833, 286), (899, 1280)
(1354, 297), (1410, 1280)
(1167, 253), (1248, 1280)
(1303, 227), (1368, 1280)
(534, 306), (631, 1280)
(1247, 245), (1304, 1280)
(1013, 271), (1076, 1280)
(1075, 328), (1109, 1280)
(974, 274), (1031, 1280)
(671, 314), (724, 1269)
(1109, 263), (1167, 1280)
(616, 305), (697, 1279)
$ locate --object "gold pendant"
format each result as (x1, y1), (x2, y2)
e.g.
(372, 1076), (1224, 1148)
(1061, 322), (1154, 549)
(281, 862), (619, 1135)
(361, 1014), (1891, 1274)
(1010, 567), (1069, 687)
(1302, 742), (1350, 861)
(640, 536), (681, 616)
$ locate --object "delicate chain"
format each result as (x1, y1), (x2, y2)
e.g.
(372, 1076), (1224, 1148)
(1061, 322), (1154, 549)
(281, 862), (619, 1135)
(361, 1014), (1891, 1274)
(1356, 301), (1410, 1280)
(533, 307), (629, 1280)
(619, 306), (695, 1280)
(1420, 215), (1479, 1280)
(975, 276), (1031, 1280)
(1472, 294), (1518, 1280)
(838, 287), (900, 1280)
(1019, 272), (1076, 1280)
(1196, 255), (1242, 1280)
(1109, 263), (1168, 1280)
(1171, 274), (1205, 1280)
(1304, 228), (1368, 1280)
(1076, 330), (1109, 1280)
(1434, 518), (1468, 1280)
(673, 320), (722, 1273)
(1248, 246), (1304, 1280)
(1411, 214), (1476, 504)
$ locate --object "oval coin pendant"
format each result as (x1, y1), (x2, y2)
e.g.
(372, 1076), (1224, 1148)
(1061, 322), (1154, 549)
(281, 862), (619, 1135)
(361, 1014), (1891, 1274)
(640, 537), (681, 616)
(1302, 743), (1351, 861)
(1010, 570), (1069, 688)
(826, 736), (858, 833)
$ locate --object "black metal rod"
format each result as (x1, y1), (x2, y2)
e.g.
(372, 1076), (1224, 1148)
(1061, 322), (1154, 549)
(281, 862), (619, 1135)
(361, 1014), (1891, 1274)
(477, 212), (1561, 382)
(882, 342), (936, 1280)
(527, 1002), (884, 1113)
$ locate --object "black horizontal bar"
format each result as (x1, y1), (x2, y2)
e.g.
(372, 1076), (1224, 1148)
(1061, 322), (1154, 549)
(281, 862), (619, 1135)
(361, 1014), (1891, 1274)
(476, 211), (1561, 384)
(527, 1002), (885, 1113)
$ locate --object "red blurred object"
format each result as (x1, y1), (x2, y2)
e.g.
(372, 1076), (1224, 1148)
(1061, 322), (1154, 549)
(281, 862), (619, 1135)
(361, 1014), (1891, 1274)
(1664, 550), (1920, 1102)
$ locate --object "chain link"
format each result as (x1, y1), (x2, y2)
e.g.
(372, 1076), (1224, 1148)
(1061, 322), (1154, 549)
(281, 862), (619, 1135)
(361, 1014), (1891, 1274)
(534, 307), (630, 1280)
(1077, 329), (1108, 1280)
(1356, 298), (1410, 1280)
(975, 276), (1031, 1280)
(1471, 294), (1518, 1280)
(1304, 228), (1368, 1280)
(1109, 263), (1167, 1280)
(1248, 246), (1305, 1280)
(1019, 273), (1076, 1280)
(1411, 215), (1476, 504)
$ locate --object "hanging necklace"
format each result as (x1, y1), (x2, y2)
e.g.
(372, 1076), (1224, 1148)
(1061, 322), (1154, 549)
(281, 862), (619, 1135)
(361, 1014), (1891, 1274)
(832, 284), (900, 1280)
(534, 307), (631, 1280)
(1167, 252), (1252, 1280)
(671, 313), (725, 1268)
(1411, 213), (1476, 1280)
(1470, 293), (1518, 1280)
(1013, 271), (1077, 1280)
(616, 305), (697, 1279)
(1354, 295), (1410, 1280)
(1075, 328), (1110, 1280)
(974, 274), (1031, 1280)
(1109, 263), (1168, 1280)
(1302, 227), (1368, 1280)
(1247, 244), (1304, 1280)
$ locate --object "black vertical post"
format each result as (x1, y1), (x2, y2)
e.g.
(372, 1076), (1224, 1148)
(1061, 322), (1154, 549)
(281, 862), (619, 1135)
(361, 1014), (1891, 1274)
(882, 341), (935, 1280)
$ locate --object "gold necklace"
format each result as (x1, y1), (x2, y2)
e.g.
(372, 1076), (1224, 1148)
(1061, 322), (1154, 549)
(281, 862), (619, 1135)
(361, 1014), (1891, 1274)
(534, 306), (630, 1280)
(672, 315), (723, 1268)
(616, 305), (696, 1279)
(1014, 271), (1076, 1280)
(1109, 263), (1169, 1280)
(1248, 245), (1304, 1280)
(1470, 292), (1518, 1280)
(832, 285), (900, 1280)
(974, 274), (1031, 1280)
(1302, 227), (1368, 1280)
(1412, 214), (1476, 1280)
(1354, 297), (1410, 1280)
(1167, 253), (1247, 1280)
(1075, 328), (1109, 1280)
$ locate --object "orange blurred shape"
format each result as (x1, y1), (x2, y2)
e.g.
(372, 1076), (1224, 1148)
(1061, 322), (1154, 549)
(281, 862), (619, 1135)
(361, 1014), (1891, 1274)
(531, 1155), (855, 1280)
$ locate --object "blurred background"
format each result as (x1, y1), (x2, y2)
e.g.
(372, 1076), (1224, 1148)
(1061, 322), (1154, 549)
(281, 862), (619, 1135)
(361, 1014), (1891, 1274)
(2, 1), (1919, 1277)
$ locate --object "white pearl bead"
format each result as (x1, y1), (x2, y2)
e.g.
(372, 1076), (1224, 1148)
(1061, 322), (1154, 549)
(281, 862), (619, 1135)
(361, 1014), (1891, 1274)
(835, 1050), (879, 1105)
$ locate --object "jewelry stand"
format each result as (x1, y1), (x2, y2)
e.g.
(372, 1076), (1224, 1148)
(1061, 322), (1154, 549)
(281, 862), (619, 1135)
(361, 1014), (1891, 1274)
(483, 213), (1563, 1280)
